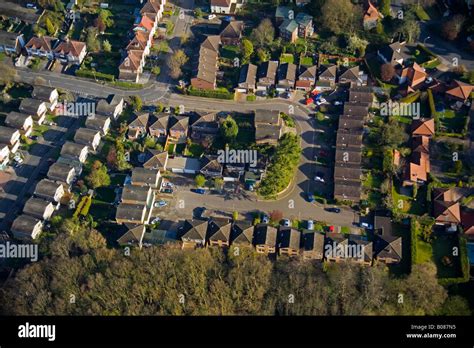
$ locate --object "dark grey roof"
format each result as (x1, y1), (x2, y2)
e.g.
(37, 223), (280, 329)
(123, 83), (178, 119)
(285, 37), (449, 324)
(23, 197), (52, 218)
(238, 63), (257, 87)
(150, 113), (170, 130)
(303, 232), (325, 252)
(32, 86), (56, 101)
(0, 126), (19, 143)
(116, 204), (146, 222)
(11, 214), (41, 235)
(19, 98), (45, 113)
(85, 114), (110, 130)
(34, 179), (61, 199)
(180, 219), (208, 241)
(74, 127), (100, 146)
(5, 112), (32, 129)
(47, 162), (74, 181)
(277, 226), (301, 250)
(277, 63), (296, 82)
(318, 64), (337, 79)
(121, 185), (151, 204)
(231, 221), (254, 244)
(131, 167), (160, 185)
(117, 224), (146, 245)
(255, 109), (280, 124)
(253, 223), (277, 247)
(298, 65), (317, 79)
(60, 141), (87, 158)
(257, 60), (278, 84)
(374, 234), (402, 261)
(207, 217), (232, 242)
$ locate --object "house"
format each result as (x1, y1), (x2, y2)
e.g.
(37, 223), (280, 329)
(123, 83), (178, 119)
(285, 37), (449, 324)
(276, 63), (297, 92)
(0, 31), (25, 55)
(191, 35), (220, 90)
(19, 98), (47, 124)
(231, 220), (254, 245)
(302, 232), (325, 260)
(434, 200), (461, 225)
(317, 64), (337, 88)
(190, 112), (219, 143)
(0, 144), (10, 167)
(53, 38), (87, 64)
(348, 87), (374, 105)
(119, 49), (145, 82)
(404, 151), (430, 185)
(275, 6), (292, 25)
(32, 86), (59, 110)
(333, 179), (361, 202)
(117, 224), (146, 249)
(343, 103), (369, 119)
(207, 217), (232, 247)
(34, 179), (65, 203)
(363, 0), (382, 30)
(121, 185), (153, 205)
(445, 80), (474, 102)
(128, 112), (150, 140)
(74, 128), (101, 151)
(411, 135), (430, 153)
(295, 65), (317, 91)
(141, 0), (165, 22)
(11, 214), (43, 240)
(131, 167), (161, 188)
(210, 0), (245, 14)
(126, 30), (150, 53)
(220, 20), (244, 45)
(461, 211), (474, 237)
(256, 60), (278, 92)
(168, 115), (189, 144)
(277, 227), (301, 257)
(143, 149), (168, 171)
(295, 13), (313, 38)
(400, 62), (427, 89)
(374, 234), (402, 264)
(279, 19), (298, 43)
(200, 155), (223, 178)
(47, 162), (76, 185)
(377, 41), (407, 67)
(334, 163), (363, 181)
(25, 36), (56, 59)
(23, 197), (56, 220)
(149, 113), (169, 139)
(85, 114), (111, 135)
(324, 233), (373, 265)
(180, 219), (208, 249)
(115, 204), (148, 224)
(253, 224), (277, 254)
(0, 126), (20, 154)
(339, 66), (364, 86)
(95, 95), (124, 119)
(5, 112), (33, 137)
(235, 63), (257, 93)
(254, 109), (283, 145)
(60, 141), (88, 163)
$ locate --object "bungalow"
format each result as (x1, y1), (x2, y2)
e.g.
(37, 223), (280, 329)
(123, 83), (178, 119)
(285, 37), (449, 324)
(276, 63), (297, 92)
(11, 214), (43, 240)
(200, 155), (223, 178)
(23, 197), (56, 220)
(220, 20), (244, 45)
(363, 0), (382, 30)
(128, 112), (150, 140)
(180, 219), (208, 249)
(253, 223), (277, 254)
(131, 167), (161, 188)
(168, 115), (189, 144)
(412, 118), (435, 137)
(74, 128), (101, 151)
(0, 144), (10, 167)
(0, 31), (25, 55)
(0, 126), (20, 154)
(190, 112), (219, 143)
(254, 109), (283, 145)
(277, 227), (301, 257)
(34, 179), (65, 203)
(279, 19), (298, 43)
(207, 217), (232, 247)
(19, 98), (47, 124)
(235, 63), (257, 93)
(191, 35), (220, 91)
(60, 141), (88, 163)
(377, 41), (408, 67)
(25, 35), (56, 59)
(230, 220), (254, 245)
(53, 39), (87, 64)
(5, 112), (33, 137)
(143, 149), (169, 171)
(295, 65), (317, 91)
(445, 80), (474, 103)
(31, 85), (59, 111)
(85, 114), (111, 135)
(256, 60), (278, 92)
(302, 232), (325, 260)
(121, 185), (153, 206)
(404, 151), (430, 185)
(117, 224), (146, 249)
(115, 204), (148, 224)
(95, 95), (124, 120)
(47, 162), (76, 185)
(149, 113), (169, 139)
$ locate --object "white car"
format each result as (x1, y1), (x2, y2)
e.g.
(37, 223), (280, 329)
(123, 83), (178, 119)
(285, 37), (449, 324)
(282, 219), (291, 227)
(314, 176), (325, 183)
(425, 77), (433, 84)
(307, 220), (314, 230)
(316, 98), (327, 106)
(333, 101), (343, 106)
(207, 14), (216, 20)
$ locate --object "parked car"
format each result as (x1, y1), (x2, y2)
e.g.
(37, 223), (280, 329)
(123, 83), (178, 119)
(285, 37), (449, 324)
(333, 101), (343, 106)
(282, 219), (291, 227)
(261, 213), (269, 223)
(161, 188), (173, 194)
(425, 77), (433, 84)
(307, 220), (314, 230)
(151, 217), (161, 224)
(314, 176), (325, 183)
(194, 188), (206, 195)
(307, 194), (315, 203)
(164, 106), (171, 113)
(325, 207), (341, 213)
(207, 14), (216, 20)
(154, 200), (167, 208)
(360, 222), (373, 229)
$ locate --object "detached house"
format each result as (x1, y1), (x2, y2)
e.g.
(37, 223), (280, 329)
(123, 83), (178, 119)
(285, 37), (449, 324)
(127, 112), (150, 140)
(34, 179), (65, 203)
(74, 127), (101, 151)
(276, 63), (296, 92)
(180, 219), (209, 249)
(339, 66), (365, 86)
(168, 115), (189, 144)
(207, 217), (232, 247)
(85, 114), (111, 135)
(445, 80), (474, 103)
(295, 65), (317, 91)
(0, 126), (20, 154)
(190, 112), (219, 143)
(256, 60), (278, 92)
(23, 197), (56, 220)
(302, 232), (325, 260)
(200, 155), (223, 178)
(279, 19), (298, 43)
(399, 62), (427, 94)
(5, 112), (33, 137)
(32, 86), (59, 111)
(11, 214), (43, 240)
(0, 31), (25, 55)
(220, 20), (244, 45)
(142, 149), (168, 171)
(60, 141), (88, 163)
(253, 223), (277, 254)
(373, 216), (402, 264)
(316, 64), (337, 91)
(295, 13), (313, 38)
(19, 98), (47, 124)
(25, 36), (56, 59)
(236, 63), (257, 93)
(53, 39), (87, 64)
(119, 49), (146, 83)
(47, 162), (76, 185)
(378, 41), (408, 67)
(254, 109), (283, 145)
(411, 118), (435, 137)
(363, 0), (382, 30)
(433, 188), (462, 227)
(117, 224), (146, 249)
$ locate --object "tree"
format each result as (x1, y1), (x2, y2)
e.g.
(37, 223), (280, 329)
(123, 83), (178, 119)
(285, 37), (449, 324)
(441, 15), (466, 41)
(251, 19), (275, 48)
(347, 34), (368, 57)
(394, 12), (420, 43)
(213, 177), (224, 190)
(220, 116), (239, 143)
(102, 39), (111, 52)
(86, 27), (100, 52)
(156, 102), (164, 112)
(166, 49), (188, 79)
(0, 64), (16, 85)
(269, 210), (283, 223)
(130, 95), (143, 112)
(256, 48), (270, 63)
(241, 39), (254, 63)
(232, 211), (239, 221)
(195, 174), (206, 188)
(380, 63), (396, 82)
(194, 8), (203, 18)
(94, 17), (106, 33)
(144, 136), (156, 149)
(380, 0), (391, 16)
(321, 0), (363, 35)
(45, 18), (55, 35)
(85, 161), (110, 189)
(379, 118), (409, 148)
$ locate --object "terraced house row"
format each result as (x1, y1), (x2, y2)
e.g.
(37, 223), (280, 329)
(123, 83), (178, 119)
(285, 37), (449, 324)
(119, 0), (166, 82)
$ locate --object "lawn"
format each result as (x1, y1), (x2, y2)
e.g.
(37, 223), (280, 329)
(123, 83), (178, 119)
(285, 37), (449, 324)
(437, 108), (468, 135)
(82, 52), (121, 77)
(90, 201), (115, 221)
(392, 183), (427, 215)
(185, 142), (204, 157)
(416, 237), (433, 264)
(221, 45), (240, 59)
(432, 234), (463, 279)
(279, 53), (294, 64)
(94, 187), (116, 203)
(300, 56), (313, 66)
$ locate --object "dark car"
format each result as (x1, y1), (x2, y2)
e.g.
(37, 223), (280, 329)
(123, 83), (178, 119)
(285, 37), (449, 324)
(194, 188), (206, 195)
(325, 207), (341, 213)
(307, 194), (315, 203)
(161, 188), (173, 194)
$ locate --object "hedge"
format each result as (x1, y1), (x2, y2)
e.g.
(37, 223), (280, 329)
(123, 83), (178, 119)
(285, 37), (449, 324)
(417, 44), (437, 59)
(75, 69), (115, 82)
(399, 90), (421, 104)
(410, 218), (418, 272)
(188, 86), (234, 100)
(73, 195), (92, 218)
(111, 80), (144, 89)
(438, 236), (470, 285)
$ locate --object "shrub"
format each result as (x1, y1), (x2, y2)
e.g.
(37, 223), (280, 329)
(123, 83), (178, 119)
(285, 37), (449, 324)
(76, 69), (115, 82)
(188, 86), (234, 100)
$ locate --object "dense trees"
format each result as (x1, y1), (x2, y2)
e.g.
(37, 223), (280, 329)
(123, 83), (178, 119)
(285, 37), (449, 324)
(381, 63), (396, 82)
(0, 220), (456, 315)
(251, 19), (275, 48)
(441, 15), (466, 41)
(166, 50), (188, 79)
(220, 116), (239, 143)
(85, 161), (111, 189)
(320, 0), (363, 35)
